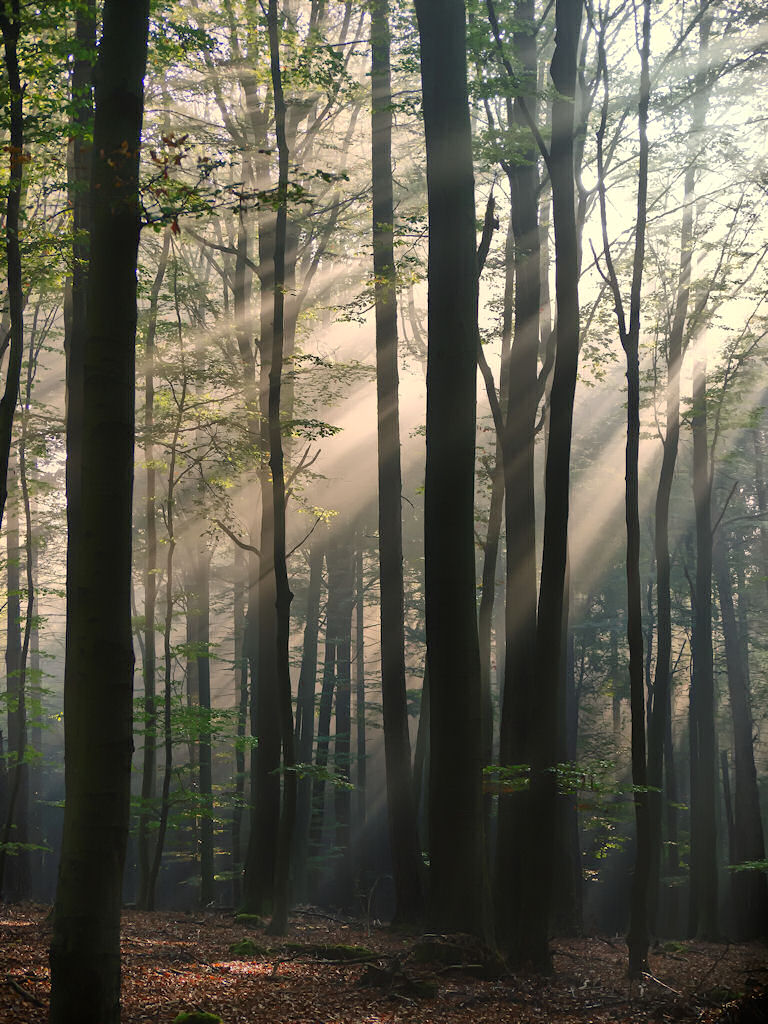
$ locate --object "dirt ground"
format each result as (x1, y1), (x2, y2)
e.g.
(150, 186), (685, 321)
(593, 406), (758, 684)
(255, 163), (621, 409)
(1, 904), (766, 1023)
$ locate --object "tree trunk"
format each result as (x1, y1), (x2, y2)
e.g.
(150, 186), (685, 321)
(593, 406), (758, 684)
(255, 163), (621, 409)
(0, 459), (28, 900)
(293, 538), (324, 899)
(188, 546), (215, 907)
(232, 548), (248, 907)
(647, 0), (712, 942)
(713, 530), (767, 938)
(329, 531), (355, 910)
(242, 209), (281, 921)
(266, 1), (297, 932)
(49, 2), (150, 1020)
(495, 0), (541, 961)
(689, 349), (718, 940)
(372, 0), (423, 925)
(520, 0), (582, 970)
(0, 1), (25, 532)
(144, 279), (188, 912)
(414, 0), (489, 941)
(310, 560), (338, 897)
(354, 543), (367, 839)
(137, 227), (171, 910)
(594, 0), (652, 972)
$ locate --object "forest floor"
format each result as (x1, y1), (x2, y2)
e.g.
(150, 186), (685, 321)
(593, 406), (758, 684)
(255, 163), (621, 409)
(0, 903), (766, 1024)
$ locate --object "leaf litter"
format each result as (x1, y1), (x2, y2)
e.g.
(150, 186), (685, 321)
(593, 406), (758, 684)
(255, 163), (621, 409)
(0, 904), (766, 1023)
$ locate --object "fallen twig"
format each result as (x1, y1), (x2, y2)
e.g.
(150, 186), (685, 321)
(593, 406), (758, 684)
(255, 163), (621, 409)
(642, 971), (682, 996)
(5, 974), (45, 1008)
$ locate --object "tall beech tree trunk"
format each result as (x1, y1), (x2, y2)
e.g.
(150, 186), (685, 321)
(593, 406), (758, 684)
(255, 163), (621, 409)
(517, 0), (582, 970)
(647, 0), (712, 940)
(243, 246), (281, 920)
(371, 0), (423, 924)
(595, 0), (652, 975)
(266, 0), (297, 933)
(713, 530), (768, 938)
(414, 0), (489, 941)
(0, 0), (25, 533)
(495, 0), (542, 961)
(688, 4), (718, 942)
(49, 2), (150, 1021)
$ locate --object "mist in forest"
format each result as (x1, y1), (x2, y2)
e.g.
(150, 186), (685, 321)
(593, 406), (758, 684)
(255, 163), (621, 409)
(1, 2), (767, 1003)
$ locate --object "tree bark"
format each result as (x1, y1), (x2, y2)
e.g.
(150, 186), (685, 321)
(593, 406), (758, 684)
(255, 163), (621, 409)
(293, 538), (324, 898)
(495, 0), (542, 961)
(187, 545), (215, 907)
(0, 0), (25, 532)
(690, 348), (718, 939)
(354, 543), (367, 838)
(372, 0), (423, 925)
(49, 2), (150, 1019)
(414, 0), (489, 941)
(329, 531), (355, 910)
(137, 228), (171, 910)
(266, 0), (296, 934)
(713, 529), (767, 938)
(521, 0), (582, 970)
(231, 548), (248, 907)
(647, 0), (712, 941)
(596, 0), (652, 974)
(0, 459), (28, 900)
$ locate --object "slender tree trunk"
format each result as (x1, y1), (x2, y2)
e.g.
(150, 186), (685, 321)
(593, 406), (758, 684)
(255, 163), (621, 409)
(415, 0), (489, 941)
(137, 228), (171, 910)
(293, 538), (324, 899)
(266, 1), (296, 932)
(662, 691), (682, 934)
(49, 3), (150, 1020)
(495, 0), (542, 961)
(330, 532), (355, 910)
(688, 3), (718, 942)
(354, 543), (366, 838)
(552, 625), (582, 935)
(594, 0), (652, 972)
(690, 348), (718, 940)
(371, 0), (423, 924)
(310, 567), (337, 897)
(0, 460), (27, 899)
(713, 530), (767, 938)
(647, 0), (712, 941)
(232, 548), (248, 907)
(188, 546), (215, 907)
(243, 165), (282, 916)
(145, 310), (188, 911)
(752, 430), (768, 604)
(520, 0), (582, 970)
(19, 351), (38, 894)
(412, 665), (429, 848)
(0, 0), (25, 532)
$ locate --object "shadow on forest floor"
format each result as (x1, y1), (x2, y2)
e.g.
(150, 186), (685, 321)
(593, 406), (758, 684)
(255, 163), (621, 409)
(0, 904), (766, 1023)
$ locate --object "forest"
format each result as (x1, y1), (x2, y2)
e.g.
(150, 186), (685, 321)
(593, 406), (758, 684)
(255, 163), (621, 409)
(0, 0), (766, 1021)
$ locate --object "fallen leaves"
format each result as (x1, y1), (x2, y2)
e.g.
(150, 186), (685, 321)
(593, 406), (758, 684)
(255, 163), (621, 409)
(0, 904), (765, 1024)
